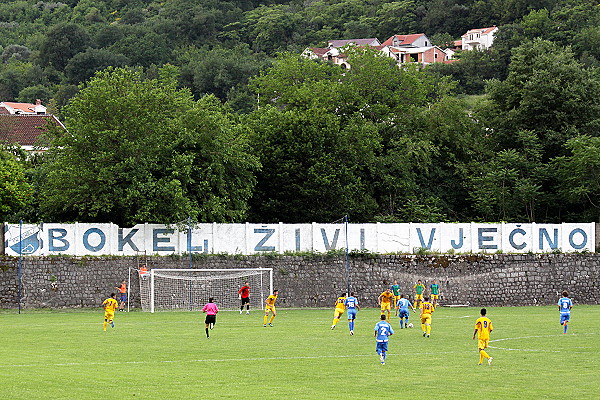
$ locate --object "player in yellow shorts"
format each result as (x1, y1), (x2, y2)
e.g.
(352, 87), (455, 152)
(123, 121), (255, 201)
(378, 288), (394, 320)
(413, 280), (426, 308)
(473, 308), (493, 365)
(264, 289), (279, 327)
(419, 296), (435, 337)
(102, 293), (118, 331)
(331, 293), (347, 330)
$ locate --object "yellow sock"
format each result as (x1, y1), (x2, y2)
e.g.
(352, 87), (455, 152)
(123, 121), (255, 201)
(480, 349), (490, 359)
(427, 325), (431, 335)
(103, 321), (107, 331)
(332, 318), (339, 326)
(421, 323), (426, 332)
(479, 352), (484, 364)
(269, 315), (275, 324)
(264, 315), (268, 325)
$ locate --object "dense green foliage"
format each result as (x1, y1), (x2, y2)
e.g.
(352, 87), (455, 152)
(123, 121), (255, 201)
(1, 0), (598, 224)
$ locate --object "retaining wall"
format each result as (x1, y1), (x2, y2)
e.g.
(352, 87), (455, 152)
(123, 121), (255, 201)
(0, 254), (598, 309)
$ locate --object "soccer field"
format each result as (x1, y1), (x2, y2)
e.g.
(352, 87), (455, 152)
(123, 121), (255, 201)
(1, 306), (598, 399)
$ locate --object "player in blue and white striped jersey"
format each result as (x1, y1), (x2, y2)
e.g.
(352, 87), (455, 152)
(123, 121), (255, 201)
(344, 293), (360, 335)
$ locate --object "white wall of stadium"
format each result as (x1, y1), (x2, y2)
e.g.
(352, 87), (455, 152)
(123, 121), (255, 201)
(3, 222), (596, 256)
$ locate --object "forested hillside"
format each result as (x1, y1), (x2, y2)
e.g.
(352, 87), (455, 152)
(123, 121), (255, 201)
(1, 0), (599, 225)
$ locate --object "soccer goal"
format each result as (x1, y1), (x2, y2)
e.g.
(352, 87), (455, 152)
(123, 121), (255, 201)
(139, 268), (273, 313)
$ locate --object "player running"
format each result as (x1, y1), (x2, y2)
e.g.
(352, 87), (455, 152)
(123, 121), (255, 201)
(558, 291), (573, 334)
(345, 293), (360, 335)
(331, 293), (347, 330)
(102, 293), (118, 331)
(391, 280), (401, 316)
(264, 289), (279, 327)
(473, 308), (494, 365)
(378, 288), (394, 320)
(396, 294), (416, 329)
(374, 315), (394, 365)
(413, 280), (426, 308)
(420, 295), (435, 337)
(202, 297), (219, 338)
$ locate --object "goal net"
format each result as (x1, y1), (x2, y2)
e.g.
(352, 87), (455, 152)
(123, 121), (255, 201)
(139, 268), (273, 313)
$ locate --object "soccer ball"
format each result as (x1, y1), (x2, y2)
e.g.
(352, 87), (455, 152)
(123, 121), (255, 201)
(407, 323), (414, 328)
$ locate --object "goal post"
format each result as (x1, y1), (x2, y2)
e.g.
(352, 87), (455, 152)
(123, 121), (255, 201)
(139, 268), (273, 313)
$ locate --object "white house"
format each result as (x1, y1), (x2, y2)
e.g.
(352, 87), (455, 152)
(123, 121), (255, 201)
(461, 26), (498, 51)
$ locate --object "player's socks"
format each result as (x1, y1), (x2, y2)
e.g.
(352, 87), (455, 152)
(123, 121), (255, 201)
(399, 320), (404, 328)
(563, 322), (568, 334)
(269, 315), (275, 324)
(103, 321), (107, 331)
(421, 323), (426, 333)
(332, 318), (339, 327)
(111, 320), (114, 328)
(264, 315), (268, 325)
(480, 350), (490, 363)
(426, 325), (431, 335)
(206, 328), (209, 338)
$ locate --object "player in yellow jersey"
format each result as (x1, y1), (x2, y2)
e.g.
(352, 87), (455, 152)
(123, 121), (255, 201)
(331, 293), (347, 330)
(102, 293), (118, 331)
(473, 308), (493, 365)
(378, 288), (394, 320)
(419, 296), (435, 337)
(264, 289), (279, 327)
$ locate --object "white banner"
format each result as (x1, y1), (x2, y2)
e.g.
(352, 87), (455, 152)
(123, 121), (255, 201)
(3, 222), (595, 256)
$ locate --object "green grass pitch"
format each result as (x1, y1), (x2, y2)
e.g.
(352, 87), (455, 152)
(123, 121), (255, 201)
(1, 305), (598, 399)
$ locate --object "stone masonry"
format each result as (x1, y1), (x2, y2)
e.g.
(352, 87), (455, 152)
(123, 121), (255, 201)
(0, 253), (598, 309)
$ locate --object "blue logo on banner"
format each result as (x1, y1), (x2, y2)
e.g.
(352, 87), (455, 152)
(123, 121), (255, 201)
(9, 231), (42, 255)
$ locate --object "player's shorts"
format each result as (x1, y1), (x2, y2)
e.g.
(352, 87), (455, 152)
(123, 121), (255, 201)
(560, 313), (570, 324)
(347, 309), (357, 320)
(393, 296), (401, 305)
(478, 338), (489, 350)
(380, 303), (391, 311)
(399, 309), (410, 319)
(104, 311), (115, 321)
(334, 307), (345, 318)
(415, 294), (423, 301)
(431, 294), (439, 301)
(420, 314), (432, 325)
(241, 297), (250, 305)
(265, 305), (276, 313)
(205, 314), (216, 325)
(376, 341), (389, 354)
(119, 293), (127, 302)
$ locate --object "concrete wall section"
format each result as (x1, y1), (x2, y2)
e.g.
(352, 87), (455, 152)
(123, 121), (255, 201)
(0, 254), (598, 309)
(3, 222), (597, 256)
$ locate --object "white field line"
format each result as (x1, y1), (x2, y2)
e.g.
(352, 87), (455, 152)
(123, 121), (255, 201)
(0, 350), (469, 369)
(488, 332), (599, 352)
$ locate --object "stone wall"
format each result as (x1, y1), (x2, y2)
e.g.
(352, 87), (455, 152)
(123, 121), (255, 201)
(0, 253), (598, 309)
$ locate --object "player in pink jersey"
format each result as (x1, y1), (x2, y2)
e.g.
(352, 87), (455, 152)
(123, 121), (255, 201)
(202, 298), (219, 338)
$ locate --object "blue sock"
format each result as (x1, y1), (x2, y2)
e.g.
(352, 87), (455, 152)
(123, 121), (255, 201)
(400, 320), (404, 328)
(564, 324), (568, 333)
(351, 321), (354, 330)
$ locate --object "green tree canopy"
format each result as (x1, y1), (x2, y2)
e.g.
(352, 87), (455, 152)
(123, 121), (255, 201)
(38, 66), (258, 225)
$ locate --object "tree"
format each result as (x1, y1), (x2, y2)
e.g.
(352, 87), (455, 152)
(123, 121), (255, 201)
(554, 135), (600, 221)
(479, 39), (600, 161)
(39, 67), (258, 225)
(64, 48), (130, 84)
(0, 145), (33, 222)
(39, 23), (91, 70)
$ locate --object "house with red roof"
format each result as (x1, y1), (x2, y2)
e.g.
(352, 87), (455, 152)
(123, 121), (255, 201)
(0, 100), (65, 152)
(461, 26), (498, 51)
(381, 34), (431, 48)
